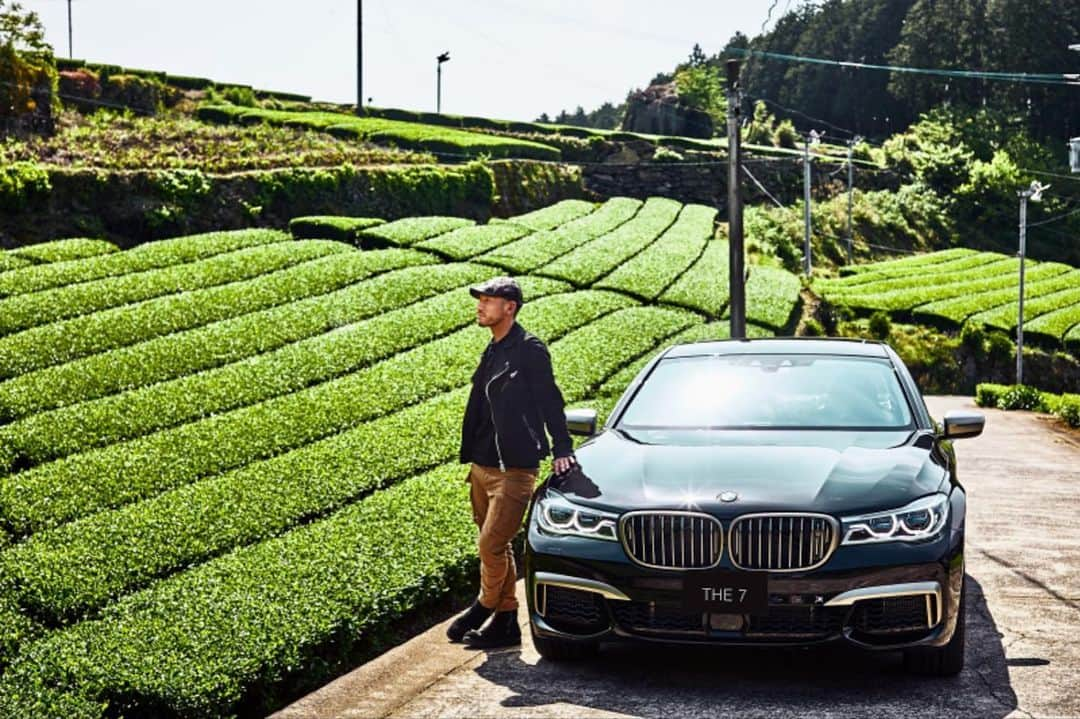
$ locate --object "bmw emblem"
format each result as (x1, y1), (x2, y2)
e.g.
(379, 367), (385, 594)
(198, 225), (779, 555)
(718, 491), (738, 503)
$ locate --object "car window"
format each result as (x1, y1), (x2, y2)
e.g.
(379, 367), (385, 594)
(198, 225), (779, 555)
(618, 354), (913, 429)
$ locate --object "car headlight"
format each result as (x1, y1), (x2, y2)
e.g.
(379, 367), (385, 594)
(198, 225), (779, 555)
(534, 489), (619, 542)
(841, 493), (950, 545)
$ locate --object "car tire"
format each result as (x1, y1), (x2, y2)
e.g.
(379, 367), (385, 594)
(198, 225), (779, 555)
(903, 577), (965, 677)
(529, 622), (599, 661)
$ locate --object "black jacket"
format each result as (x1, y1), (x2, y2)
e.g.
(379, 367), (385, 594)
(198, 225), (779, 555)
(459, 321), (574, 471)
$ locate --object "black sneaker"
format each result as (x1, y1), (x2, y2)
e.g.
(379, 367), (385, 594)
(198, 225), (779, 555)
(462, 608), (521, 648)
(446, 599), (494, 642)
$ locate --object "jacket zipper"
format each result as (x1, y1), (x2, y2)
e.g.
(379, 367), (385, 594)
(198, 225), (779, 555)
(484, 359), (510, 471)
(522, 413), (541, 450)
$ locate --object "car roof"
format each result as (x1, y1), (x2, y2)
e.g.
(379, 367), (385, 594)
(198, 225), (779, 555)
(663, 337), (892, 359)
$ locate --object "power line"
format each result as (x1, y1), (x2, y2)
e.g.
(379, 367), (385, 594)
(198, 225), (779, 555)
(1026, 205), (1080, 228)
(732, 48), (1080, 86)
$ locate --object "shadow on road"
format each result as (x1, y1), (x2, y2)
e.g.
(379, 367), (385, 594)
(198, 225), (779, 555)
(470, 575), (1019, 718)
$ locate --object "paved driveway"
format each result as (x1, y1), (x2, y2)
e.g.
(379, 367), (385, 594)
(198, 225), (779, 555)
(272, 397), (1079, 719)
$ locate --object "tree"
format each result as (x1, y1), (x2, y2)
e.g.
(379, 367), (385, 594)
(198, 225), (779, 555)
(674, 64), (726, 128)
(688, 43), (708, 68)
(0, 1), (57, 134)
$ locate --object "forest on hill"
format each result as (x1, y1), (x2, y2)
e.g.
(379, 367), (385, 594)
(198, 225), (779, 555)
(554, 0), (1080, 145)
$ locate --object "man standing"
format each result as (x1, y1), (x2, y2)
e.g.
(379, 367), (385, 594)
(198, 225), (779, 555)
(447, 276), (578, 649)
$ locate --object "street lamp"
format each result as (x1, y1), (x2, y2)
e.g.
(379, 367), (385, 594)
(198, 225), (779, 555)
(436, 51), (450, 113)
(1016, 180), (1049, 385)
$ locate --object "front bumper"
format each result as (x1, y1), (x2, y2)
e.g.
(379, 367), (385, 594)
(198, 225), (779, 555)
(525, 517), (964, 649)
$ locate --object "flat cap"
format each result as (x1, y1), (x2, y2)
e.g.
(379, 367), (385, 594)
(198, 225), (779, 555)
(468, 275), (523, 306)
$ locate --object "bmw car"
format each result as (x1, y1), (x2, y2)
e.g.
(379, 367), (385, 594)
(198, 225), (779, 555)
(524, 337), (984, 676)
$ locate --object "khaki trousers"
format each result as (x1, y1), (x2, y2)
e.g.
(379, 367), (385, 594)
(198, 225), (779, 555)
(467, 462), (539, 612)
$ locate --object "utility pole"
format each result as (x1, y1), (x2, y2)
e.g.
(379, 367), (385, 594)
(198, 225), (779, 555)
(67, 0), (73, 58)
(436, 51), (450, 113)
(1015, 181), (1048, 385)
(726, 59), (746, 339)
(356, 0), (363, 115)
(802, 130), (821, 276)
(845, 136), (861, 265)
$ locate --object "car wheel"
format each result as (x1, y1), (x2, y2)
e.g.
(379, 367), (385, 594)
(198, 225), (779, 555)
(529, 622), (599, 661)
(903, 577), (965, 677)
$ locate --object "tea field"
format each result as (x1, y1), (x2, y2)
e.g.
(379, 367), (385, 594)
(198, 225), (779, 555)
(0, 197), (797, 717)
(817, 248), (1080, 354)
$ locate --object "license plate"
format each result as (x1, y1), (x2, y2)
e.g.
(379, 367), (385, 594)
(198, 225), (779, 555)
(682, 570), (768, 615)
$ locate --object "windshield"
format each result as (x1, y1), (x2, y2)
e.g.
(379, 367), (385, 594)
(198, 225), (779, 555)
(618, 353), (914, 430)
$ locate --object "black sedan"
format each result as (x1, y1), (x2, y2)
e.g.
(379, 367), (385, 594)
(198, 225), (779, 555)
(524, 337), (984, 676)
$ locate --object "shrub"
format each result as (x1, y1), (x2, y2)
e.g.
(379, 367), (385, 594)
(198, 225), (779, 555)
(868, 310), (891, 340)
(974, 382), (1009, 408)
(1056, 395), (1080, 427)
(0, 228), (286, 299)
(802, 317), (825, 336)
(57, 68), (101, 111)
(0, 250), (431, 404)
(596, 203), (715, 301)
(0, 237), (336, 338)
(8, 238), (117, 264)
(218, 84), (256, 107)
(0, 290), (632, 623)
(477, 197), (643, 274)
(996, 384), (1045, 411)
(100, 73), (164, 115)
(288, 216), (385, 244)
(540, 197), (682, 287)
(0, 161), (50, 211)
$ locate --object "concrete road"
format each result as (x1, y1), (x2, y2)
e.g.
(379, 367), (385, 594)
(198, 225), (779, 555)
(272, 397), (1080, 719)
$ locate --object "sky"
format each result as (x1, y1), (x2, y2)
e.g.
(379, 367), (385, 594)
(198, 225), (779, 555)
(23, 0), (790, 122)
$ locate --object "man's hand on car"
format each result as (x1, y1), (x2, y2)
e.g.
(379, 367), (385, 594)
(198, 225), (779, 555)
(553, 453), (578, 475)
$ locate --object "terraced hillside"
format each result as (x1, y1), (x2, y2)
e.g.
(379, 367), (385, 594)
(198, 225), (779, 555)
(817, 249), (1080, 354)
(0, 198), (798, 717)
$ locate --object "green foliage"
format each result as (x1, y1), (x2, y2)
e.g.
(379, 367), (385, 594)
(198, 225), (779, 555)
(801, 317), (825, 336)
(659, 238), (730, 317)
(0, 108), (433, 171)
(673, 64), (726, 130)
(100, 73), (164, 115)
(288, 216), (385, 244)
(477, 197), (643, 274)
(416, 223), (532, 260)
(0, 234), (326, 338)
(596, 204), (715, 301)
(0, 227), (286, 299)
(199, 105), (562, 161)
(975, 383), (1080, 427)
(7, 237), (117, 263)
(0, 287), (616, 623)
(501, 199), (596, 232)
(219, 84), (256, 107)
(868, 310), (891, 339)
(0, 159), (48, 210)
(997, 384), (1046, 411)
(0, 252), (434, 421)
(540, 197), (682, 286)
(358, 216), (476, 246)
(820, 249), (1080, 352)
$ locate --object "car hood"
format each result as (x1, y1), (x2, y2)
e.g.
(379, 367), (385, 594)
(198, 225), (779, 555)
(550, 427), (948, 517)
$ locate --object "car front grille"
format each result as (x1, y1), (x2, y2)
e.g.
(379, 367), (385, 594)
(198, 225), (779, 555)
(728, 514), (838, 571)
(619, 511), (723, 569)
(745, 605), (848, 638)
(852, 595), (932, 634)
(609, 601), (704, 633)
(540, 585), (608, 634)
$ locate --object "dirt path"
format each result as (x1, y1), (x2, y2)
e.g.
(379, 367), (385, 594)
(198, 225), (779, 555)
(271, 397), (1080, 719)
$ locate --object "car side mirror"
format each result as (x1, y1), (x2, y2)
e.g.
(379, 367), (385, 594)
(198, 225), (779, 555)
(565, 408), (597, 437)
(942, 410), (984, 440)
